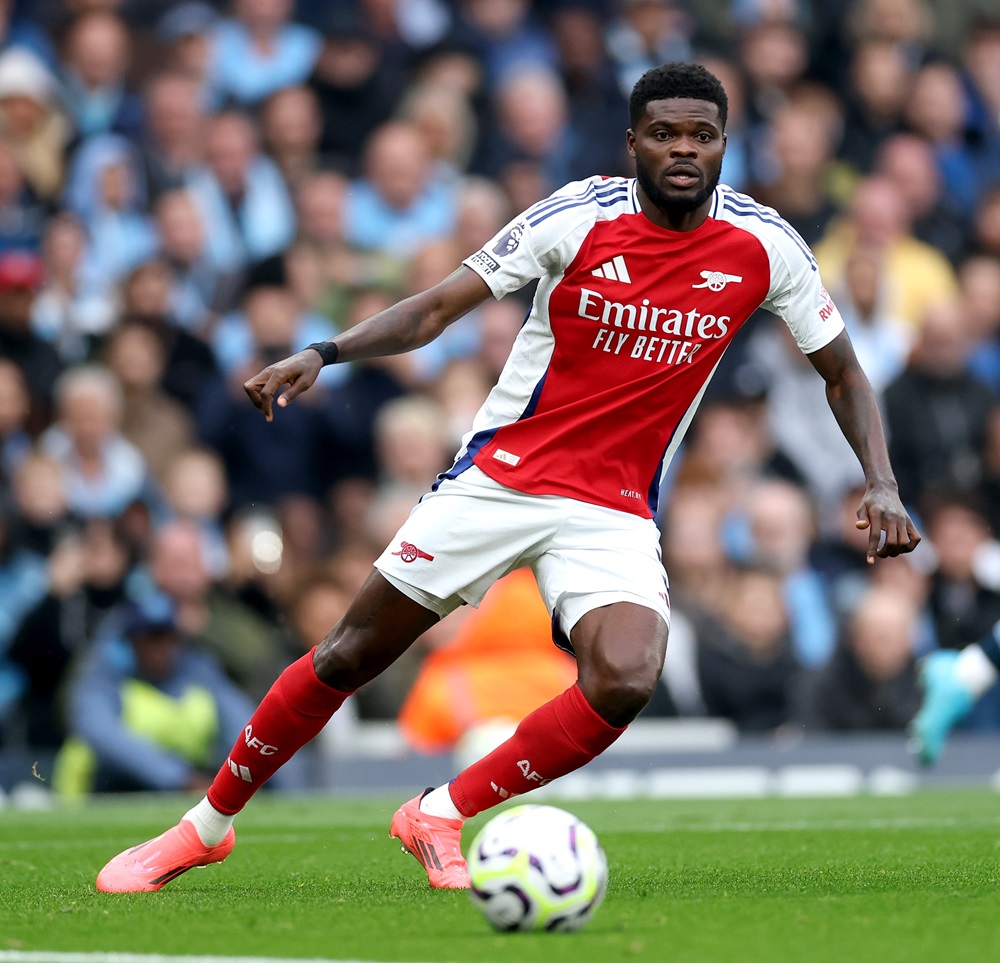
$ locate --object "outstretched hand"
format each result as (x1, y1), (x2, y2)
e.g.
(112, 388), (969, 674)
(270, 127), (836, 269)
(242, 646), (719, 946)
(855, 482), (921, 564)
(243, 349), (323, 422)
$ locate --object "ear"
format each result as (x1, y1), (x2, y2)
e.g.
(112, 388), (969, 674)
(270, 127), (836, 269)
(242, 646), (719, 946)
(626, 128), (636, 158)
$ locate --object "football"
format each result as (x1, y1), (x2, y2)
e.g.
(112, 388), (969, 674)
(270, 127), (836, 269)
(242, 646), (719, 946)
(467, 804), (608, 932)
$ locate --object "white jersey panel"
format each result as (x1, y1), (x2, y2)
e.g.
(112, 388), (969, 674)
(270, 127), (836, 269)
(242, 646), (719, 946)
(712, 186), (845, 354)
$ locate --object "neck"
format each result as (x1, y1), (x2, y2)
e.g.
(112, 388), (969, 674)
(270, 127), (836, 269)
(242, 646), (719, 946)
(636, 184), (711, 232)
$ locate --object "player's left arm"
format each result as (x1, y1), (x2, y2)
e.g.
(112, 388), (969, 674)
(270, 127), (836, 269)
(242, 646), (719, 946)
(807, 330), (921, 563)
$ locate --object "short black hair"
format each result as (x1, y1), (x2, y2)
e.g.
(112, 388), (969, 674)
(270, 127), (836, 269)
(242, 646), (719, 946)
(629, 62), (728, 130)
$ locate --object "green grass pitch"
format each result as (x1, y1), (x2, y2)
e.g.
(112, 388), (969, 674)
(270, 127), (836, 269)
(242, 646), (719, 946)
(2, 789), (1000, 962)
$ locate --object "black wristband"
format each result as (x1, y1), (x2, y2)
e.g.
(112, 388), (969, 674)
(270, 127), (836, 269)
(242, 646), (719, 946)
(306, 341), (339, 366)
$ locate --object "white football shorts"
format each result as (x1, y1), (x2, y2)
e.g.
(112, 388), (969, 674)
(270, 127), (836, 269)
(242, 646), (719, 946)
(374, 465), (670, 647)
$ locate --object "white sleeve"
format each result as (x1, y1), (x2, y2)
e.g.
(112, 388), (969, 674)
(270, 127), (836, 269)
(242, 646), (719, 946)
(761, 229), (845, 355)
(461, 179), (602, 299)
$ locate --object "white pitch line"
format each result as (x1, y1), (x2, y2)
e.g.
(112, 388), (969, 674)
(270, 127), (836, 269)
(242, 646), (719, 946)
(0, 953), (447, 963)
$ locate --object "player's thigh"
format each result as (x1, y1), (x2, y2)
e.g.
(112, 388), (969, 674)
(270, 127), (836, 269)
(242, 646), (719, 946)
(532, 504), (670, 647)
(373, 469), (557, 613)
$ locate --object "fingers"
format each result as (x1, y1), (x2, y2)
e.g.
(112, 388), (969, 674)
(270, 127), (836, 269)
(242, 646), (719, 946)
(865, 508), (883, 563)
(243, 370), (287, 423)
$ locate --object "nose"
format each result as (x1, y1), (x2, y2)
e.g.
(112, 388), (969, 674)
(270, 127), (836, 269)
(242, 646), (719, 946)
(669, 137), (699, 157)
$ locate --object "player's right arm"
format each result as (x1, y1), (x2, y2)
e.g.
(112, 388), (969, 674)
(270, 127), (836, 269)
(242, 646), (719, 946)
(244, 266), (491, 421)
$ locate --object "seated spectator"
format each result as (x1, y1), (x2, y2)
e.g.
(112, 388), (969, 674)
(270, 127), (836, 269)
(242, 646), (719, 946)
(799, 585), (922, 731)
(52, 594), (256, 796)
(162, 447), (230, 579)
(373, 394), (453, 495)
(207, 0), (321, 108)
(0, 138), (46, 254)
(30, 213), (115, 364)
(922, 490), (1000, 654)
(399, 568), (577, 754)
(260, 85), (324, 189)
(399, 83), (477, 187)
(830, 243), (911, 394)
(455, 0), (558, 92)
(883, 300), (996, 506)
(118, 260), (221, 414)
(211, 265), (334, 377)
(733, 478), (838, 669)
(103, 321), (195, 487)
(836, 39), (910, 172)
(39, 365), (158, 519)
(605, 0), (692, 100)
(0, 251), (60, 428)
(904, 61), (993, 223)
(187, 110), (297, 272)
(154, 189), (242, 332)
(62, 135), (159, 285)
(197, 290), (332, 507)
(0, 47), (70, 204)
(7, 517), (133, 748)
(964, 185), (1000, 262)
(0, 498), (49, 672)
(137, 71), (208, 200)
(747, 317), (865, 514)
(343, 121), (457, 258)
(142, 519), (288, 701)
(58, 10), (143, 141)
(481, 67), (591, 204)
(307, 11), (409, 174)
(0, 357), (31, 489)
(962, 255), (1000, 393)
(749, 89), (843, 246)
(875, 133), (969, 266)
(814, 174), (958, 329)
(694, 564), (800, 733)
(154, 3), (217, 102)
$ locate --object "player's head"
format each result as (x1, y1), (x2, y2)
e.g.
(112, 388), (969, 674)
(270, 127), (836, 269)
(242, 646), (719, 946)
(629, 62), (728, 131)
(627, 62), (728, 216)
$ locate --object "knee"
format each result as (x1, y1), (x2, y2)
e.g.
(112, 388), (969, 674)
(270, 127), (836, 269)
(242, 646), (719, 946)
(578, 658), (662, 728)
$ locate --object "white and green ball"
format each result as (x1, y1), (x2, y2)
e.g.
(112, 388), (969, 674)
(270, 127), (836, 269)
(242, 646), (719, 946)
(467, 804), (608, 932)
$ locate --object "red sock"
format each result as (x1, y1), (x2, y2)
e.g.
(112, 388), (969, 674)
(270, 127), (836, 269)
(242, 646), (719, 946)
(449, 684), (625, 817)
(207, 648), (351, 815)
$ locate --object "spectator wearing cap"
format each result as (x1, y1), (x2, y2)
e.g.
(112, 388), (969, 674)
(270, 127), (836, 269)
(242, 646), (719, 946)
(0, 47), (69, 203)
(206, 0), (321, 109)
(155, 2), (218, 104)
(51, 593), (257, 796)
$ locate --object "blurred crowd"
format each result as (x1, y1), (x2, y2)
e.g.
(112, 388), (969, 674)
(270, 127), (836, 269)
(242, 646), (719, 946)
(1, 0), (1000, 795)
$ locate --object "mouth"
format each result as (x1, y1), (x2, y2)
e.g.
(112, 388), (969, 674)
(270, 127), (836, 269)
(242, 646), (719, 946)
(664, 165), (701, 189)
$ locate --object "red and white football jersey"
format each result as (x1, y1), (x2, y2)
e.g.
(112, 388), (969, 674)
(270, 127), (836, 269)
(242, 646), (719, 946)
(449, 176), (845, 518)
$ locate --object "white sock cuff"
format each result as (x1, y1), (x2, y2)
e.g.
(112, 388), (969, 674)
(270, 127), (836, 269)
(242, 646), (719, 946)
(184, 797), (236, 847)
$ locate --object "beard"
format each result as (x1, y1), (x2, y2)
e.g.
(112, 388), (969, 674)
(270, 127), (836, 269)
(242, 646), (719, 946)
(635, 154), (721, 215)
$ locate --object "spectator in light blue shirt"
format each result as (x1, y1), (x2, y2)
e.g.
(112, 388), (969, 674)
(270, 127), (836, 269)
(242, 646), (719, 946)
(207, 0), (321, 108)
(343, 121), (456, 257)
(186, 110), (297, 272)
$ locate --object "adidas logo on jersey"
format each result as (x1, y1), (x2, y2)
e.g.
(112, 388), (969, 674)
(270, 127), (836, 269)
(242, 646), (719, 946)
(591, 255), (632, 283)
